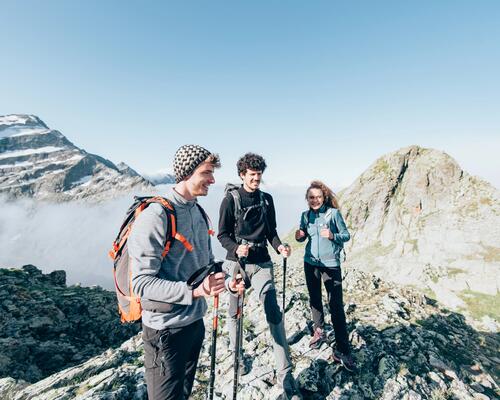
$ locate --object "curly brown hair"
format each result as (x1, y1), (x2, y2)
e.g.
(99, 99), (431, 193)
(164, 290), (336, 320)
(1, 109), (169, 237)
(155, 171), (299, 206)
(237, 153), (267, 175)
(305, 180), (339, 209)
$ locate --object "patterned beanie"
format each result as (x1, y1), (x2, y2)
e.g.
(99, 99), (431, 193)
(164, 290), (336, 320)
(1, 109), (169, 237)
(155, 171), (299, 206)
(173, 144), (212, 183)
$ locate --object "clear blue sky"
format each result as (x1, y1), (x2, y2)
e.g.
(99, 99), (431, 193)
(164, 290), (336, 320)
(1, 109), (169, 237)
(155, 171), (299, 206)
(1, 0), (499, 188)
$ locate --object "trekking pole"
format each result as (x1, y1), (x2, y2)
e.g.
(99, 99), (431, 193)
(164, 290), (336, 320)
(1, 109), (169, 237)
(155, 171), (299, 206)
(282, 243), (289, 317)
(208, 261), (223, 400)
(233, 257), (247, 400)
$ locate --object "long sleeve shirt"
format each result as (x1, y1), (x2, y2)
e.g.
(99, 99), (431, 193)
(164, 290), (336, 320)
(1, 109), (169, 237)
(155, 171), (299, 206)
(218, 186), (282, 263)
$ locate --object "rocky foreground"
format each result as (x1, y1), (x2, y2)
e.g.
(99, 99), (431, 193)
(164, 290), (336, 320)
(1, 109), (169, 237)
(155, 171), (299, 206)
(0, 262), (498, 400)
(0, 265), (140, 383)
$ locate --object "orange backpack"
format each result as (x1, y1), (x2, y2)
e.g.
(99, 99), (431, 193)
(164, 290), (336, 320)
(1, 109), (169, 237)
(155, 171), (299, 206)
(109, 196), (213, 323)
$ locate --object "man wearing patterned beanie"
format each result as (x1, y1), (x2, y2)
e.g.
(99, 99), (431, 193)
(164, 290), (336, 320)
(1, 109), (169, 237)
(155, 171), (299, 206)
(129, 145), (242, 400)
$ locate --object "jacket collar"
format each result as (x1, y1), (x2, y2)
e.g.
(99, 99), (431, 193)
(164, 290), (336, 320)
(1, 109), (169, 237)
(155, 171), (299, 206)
(310, 204), (327, 215)
(168, 187), (197, 208)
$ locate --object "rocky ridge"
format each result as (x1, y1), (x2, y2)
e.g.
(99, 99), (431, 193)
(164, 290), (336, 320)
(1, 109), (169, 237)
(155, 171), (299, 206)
(0, 265), (140, 383)
(1, 261), (498, 400)
(332, 146), (499, 313)
(0, 114), (152, 201)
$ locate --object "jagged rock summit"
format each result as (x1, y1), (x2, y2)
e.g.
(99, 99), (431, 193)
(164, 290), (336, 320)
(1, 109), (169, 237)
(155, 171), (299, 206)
(337, 145), (500, 309)
(0, 114), (152, 201)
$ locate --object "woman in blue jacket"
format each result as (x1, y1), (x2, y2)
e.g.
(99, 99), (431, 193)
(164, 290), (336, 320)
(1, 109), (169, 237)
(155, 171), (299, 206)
(295, 180), (355, 370)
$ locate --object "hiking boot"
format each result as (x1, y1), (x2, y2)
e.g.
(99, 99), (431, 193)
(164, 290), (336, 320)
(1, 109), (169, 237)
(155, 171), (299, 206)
(280, 372), (302, 400)
(324, 327), (336, 346)
(333, 350), (356, 372)
(309, 327), (325, 349)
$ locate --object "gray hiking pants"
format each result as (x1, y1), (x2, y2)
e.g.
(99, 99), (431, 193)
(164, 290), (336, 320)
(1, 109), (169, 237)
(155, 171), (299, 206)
(224, 260), (292, 381)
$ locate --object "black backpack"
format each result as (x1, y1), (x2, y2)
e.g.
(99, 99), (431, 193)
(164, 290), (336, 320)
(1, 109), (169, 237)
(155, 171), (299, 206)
(224, 183), (270, 244)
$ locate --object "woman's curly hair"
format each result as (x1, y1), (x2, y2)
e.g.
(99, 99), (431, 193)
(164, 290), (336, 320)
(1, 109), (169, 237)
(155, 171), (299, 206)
(306, 180), (340, 209)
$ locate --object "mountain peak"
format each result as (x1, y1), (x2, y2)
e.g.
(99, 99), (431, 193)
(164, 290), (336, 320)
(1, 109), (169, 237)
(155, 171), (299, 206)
(0, 114), (152, 201)
(142, 168), (176, 185)
(370, 145), (463, 180)
(0, 114), (48, 131)
(339, 145), (500, 311)
(116, 161), (141, 178)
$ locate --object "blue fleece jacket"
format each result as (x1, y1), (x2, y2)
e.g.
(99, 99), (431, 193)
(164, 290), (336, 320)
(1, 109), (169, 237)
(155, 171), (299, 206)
(296, 205), (350, 268)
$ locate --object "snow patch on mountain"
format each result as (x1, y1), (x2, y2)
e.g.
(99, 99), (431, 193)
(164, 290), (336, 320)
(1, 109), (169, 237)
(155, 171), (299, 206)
(9, 127), (51, 138)
(0, 114), (44, 127)
(142, 168), (176, 185)
(0, 114), (152, 201)
(0, 114), (48, 137)
(0, 161), (33, 169)
(0, 146), (64, 160)
(72, 174), (93, 187)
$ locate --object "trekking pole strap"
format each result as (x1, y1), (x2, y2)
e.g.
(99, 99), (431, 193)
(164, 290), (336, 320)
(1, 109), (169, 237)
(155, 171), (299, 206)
(186, 261), (224, 290)
(236, 258), (251, 289)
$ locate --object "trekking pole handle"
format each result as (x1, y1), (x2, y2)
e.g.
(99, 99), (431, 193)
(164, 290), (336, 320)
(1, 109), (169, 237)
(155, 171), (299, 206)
(186, 260), (224, 290)
(236, 256), (251, 289)
(282, 242), (289, 264)
(213, 259), (223, 274)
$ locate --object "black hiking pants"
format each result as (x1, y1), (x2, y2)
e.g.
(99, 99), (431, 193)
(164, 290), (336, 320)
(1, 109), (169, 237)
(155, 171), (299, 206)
(304, 262), (350, 354)
(142, 319), (205, 400)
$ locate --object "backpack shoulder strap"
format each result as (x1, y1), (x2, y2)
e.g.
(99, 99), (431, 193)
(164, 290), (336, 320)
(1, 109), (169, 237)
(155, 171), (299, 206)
(301, 210), (309, 228)
(196, 202), (215, 236)
(229, 189), (242, 222)
(303, 210), (311, 226)
(258, 190), (268, 209)
(259, 191), (271, 233)
(143, 196), (179, 257)
(109, 196), (177, 261)
(147, 196), (197, 255)
(228, 189), (243, 242)
(324, 207), (333, 224)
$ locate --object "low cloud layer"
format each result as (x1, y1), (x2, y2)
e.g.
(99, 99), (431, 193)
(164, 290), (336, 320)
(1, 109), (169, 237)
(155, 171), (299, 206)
(0, 184), (306, 289)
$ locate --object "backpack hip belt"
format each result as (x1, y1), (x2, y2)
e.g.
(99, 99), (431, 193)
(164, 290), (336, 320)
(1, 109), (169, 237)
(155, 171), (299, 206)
(237, 239), (267, 248)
